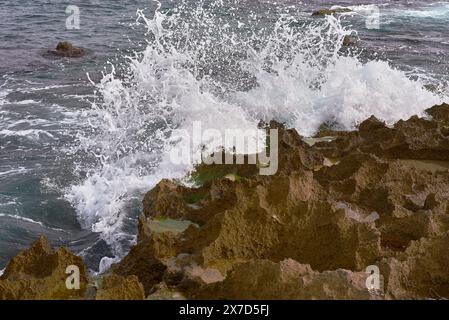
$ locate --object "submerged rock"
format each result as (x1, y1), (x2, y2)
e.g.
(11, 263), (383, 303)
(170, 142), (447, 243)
(47, 41), (86, 58)
(0, 235), (88, 300)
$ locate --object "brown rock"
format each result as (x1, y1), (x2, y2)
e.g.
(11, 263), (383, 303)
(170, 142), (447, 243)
(315, 104), (449, 160)
(0, 235), (88, 300)
(48, 41), (85, 58)
(312, 8), (352, 16)
(113, 237), (168, 295)
(381, 232), (449, 299)
(343, 35), (356, 47)
(426, 103), (449, 122)
(119, 103), (449, 299)
(194, 259), (377, 300)
(95, 274), (145, 300)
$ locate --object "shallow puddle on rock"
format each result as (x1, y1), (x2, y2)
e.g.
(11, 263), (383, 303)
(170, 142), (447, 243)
(149, 217), (197, 234)
(314, 157), (341, 171)
(323, 157), (340, 166)
(398, 159), (449, 173)
(303, 136), (336, 146)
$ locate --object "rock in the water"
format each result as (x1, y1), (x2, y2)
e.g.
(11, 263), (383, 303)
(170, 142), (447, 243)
(0, 235), (88, 300)
(343, 35), (356, 47)
(312, 8), (352, 16)
(48, 41), (85, 58)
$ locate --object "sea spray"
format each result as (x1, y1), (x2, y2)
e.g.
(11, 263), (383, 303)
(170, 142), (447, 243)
(65, 0), (444, 261)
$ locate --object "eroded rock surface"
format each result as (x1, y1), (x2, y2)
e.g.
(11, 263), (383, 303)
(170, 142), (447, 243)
(315, 103), (449, 161)
(95, 274), (145, 300)
(132, 103), (449, 299)
(0, 236), (88, 300)
(194, 259), (378, 300)
(3, 103), (449, 300)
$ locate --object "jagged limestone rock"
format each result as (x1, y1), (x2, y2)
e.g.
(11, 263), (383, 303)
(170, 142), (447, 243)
(3, 104), (449, 300)
(95, 274), (145, 300)
(0, 235), (88, 300)
(194, 259), (377, 300)
(135, 104), (449, 299)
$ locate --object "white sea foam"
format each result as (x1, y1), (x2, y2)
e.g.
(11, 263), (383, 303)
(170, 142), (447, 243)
(0, 213), (66, 232)
(64, 1), (446, 258)
(390, 3), (449, 19)
(15, 99), (41, 105)
(0, 213), (45, 227)
(22, 84), (73, 93)
(0, 129), (55, 140)
(236, 56), (441, 136)
(0, 167), (28, 177)
(98, 256), (119, 274)
(0, 89), (11, 106)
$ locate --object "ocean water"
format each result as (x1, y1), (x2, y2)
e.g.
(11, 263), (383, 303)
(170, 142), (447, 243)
(0, 0), (448, 270)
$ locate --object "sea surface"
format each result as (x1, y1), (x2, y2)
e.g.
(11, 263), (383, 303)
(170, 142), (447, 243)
(0, 0), (448, 270)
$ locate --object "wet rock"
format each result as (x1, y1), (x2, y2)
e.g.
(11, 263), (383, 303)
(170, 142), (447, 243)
(315, 103), (449, 160)
(48, 41), (85, 58)
(343, 35), (356, 47)
(140, 122), (322, 229)
(131, 103), (449, 299)
(95, 274), (145, 300)
(427, 103), (449, 122)
(113, 236), (170, 295)
(312, 8), (352, 17)
(4, 103), (449, 300)
(0, 235), (88, 300)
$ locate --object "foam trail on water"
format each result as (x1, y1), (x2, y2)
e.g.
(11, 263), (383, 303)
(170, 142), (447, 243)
(390, 3), (449, 19)
(65, 0), (445, 259)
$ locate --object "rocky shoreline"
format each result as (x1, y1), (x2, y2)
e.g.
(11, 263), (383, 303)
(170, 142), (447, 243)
(2, 103), (449, 300)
